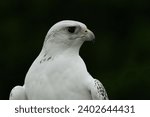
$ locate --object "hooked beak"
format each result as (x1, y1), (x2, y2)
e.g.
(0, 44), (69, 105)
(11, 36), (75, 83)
(84, 29), (95, 41)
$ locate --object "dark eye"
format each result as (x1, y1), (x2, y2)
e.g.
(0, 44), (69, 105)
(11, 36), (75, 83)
(67, 26), (76, 33)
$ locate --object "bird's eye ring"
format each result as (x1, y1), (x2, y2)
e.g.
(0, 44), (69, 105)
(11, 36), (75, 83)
(67, 26), (76, 33)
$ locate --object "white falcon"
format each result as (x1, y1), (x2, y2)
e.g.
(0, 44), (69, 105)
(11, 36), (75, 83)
(9, 20), (108, 100)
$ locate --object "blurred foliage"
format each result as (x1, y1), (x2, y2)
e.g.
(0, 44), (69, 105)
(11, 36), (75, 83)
(0, 0), (150, 99)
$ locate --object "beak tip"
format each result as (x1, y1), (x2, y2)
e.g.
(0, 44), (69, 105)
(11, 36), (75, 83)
(87, 29), (95, 41)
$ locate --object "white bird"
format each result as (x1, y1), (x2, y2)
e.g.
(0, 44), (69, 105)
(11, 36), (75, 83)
(9, 20), (108, 100)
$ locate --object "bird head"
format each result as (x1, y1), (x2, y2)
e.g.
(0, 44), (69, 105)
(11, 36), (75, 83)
(43, 20), (95, 55)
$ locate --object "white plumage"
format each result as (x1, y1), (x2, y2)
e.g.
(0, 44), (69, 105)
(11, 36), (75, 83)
(9, 20), (108, 100)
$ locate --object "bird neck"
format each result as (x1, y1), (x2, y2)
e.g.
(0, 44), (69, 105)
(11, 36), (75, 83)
(42, 42), (83, 57)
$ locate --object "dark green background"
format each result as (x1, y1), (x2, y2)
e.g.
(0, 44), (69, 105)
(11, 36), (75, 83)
(0, 0), (150, 99)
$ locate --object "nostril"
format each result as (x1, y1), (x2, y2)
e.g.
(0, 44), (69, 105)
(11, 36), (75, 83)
(85, 30), (88, 32)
